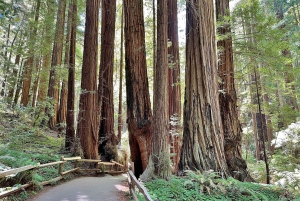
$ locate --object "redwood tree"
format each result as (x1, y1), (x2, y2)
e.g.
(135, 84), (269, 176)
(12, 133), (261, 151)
(179, 0), (229, 176)
(124, 0), (152, 177)
(150, 0), (170, 180)
(77, 0), (100, 159)
(65, 0), (77, 151)
(216, 0), (250, 181)
(98, 0), (117, 161)
(167, 0), (181, 173)
(20, 0), (41, 106)
(47, 0), (66, 129)
(58, 0), (74, 132)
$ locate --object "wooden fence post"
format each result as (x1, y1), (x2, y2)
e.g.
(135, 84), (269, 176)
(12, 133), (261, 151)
(59, 156), (64, 175)
(131, 162), (134, 175)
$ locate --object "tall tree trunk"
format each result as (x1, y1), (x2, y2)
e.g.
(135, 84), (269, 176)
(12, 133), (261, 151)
(66, 0), (77, 151)
(77, 0), (100, 159)
(153, 0), (156, 86)
(47, 0), (66, 129)
(124, 0), (152, 178)
(216, 0), (250, 181)
(167, 0), (181, 174)
(37, 1), (55, 105)
(58, 0), (73, 132)
(179, 0), (229, 176)
(152, 0), (170, 179)
(20, 0), (41, 106)
(98, 0), (117, 161)
(117, 3), (124, 144)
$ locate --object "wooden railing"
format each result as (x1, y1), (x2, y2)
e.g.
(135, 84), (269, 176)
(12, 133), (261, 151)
(127, 169), (153, 201)
(0, 156), (126, 199)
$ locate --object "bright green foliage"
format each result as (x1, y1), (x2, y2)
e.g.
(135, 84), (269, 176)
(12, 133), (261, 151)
(141, 171), (293, 201)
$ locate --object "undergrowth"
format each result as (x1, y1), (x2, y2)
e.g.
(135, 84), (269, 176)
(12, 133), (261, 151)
(141, 171), (296, 201)
(0, 101), (75, 200)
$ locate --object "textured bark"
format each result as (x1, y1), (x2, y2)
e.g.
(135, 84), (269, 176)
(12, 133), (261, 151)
(66, 0), (77, 151)
(98, 0), (117, 161)
(167, 0), (181, 174)
(147, 0), (170, 180)
(47, 0), (66, 129)
(58, 0), (73, 132)
(124, 0), (152, 177)
(77, 0), (100, 159)
(20, 0), (41, 106)
(179, 0), (229, 176)
(117, 4), (124, 144)
(216, 0), (250, 181)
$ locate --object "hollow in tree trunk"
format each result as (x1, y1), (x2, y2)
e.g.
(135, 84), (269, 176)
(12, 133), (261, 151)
(124, 0), (152, 178)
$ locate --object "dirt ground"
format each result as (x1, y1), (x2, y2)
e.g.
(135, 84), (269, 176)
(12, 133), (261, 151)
(29, 174), (130, 201)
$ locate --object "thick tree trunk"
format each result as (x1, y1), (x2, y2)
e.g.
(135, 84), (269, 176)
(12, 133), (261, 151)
(77, 0), (100, 159)
(167, 0), (181, 174)
(216, 0), (250, 181)
(47, 0), (66, 129)
(98, 0), (117, 161)
(66, 0), (77, 151)
(124, 0), (152, 178)
(20, 0), (41, 106)
(147, 0), (170, 180)
(179, 0), (229, 176)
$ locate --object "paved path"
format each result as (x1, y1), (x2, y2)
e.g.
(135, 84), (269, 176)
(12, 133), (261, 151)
(31, 174), (129, 201)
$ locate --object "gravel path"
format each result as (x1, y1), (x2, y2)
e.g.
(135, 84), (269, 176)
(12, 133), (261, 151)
(31, 174), (129, 201)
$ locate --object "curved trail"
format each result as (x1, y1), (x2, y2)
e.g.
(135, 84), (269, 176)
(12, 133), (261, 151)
(31, 174), (129, 201)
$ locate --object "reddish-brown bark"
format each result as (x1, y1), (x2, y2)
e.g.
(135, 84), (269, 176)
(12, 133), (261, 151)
(179, 0), (229, 176)
(58, 0), (73, 132)
(47, 0), (66, 129)
(65, 0), (77, 151)
(20, 0), (41, 106)
(77, 0), (100, 159)
(216, 0), (251, 181)
(167, 0), (181, 174)
(124, 0), (152, 177)
(150, 0), (171, 179)
(98, 0), (117, 161)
